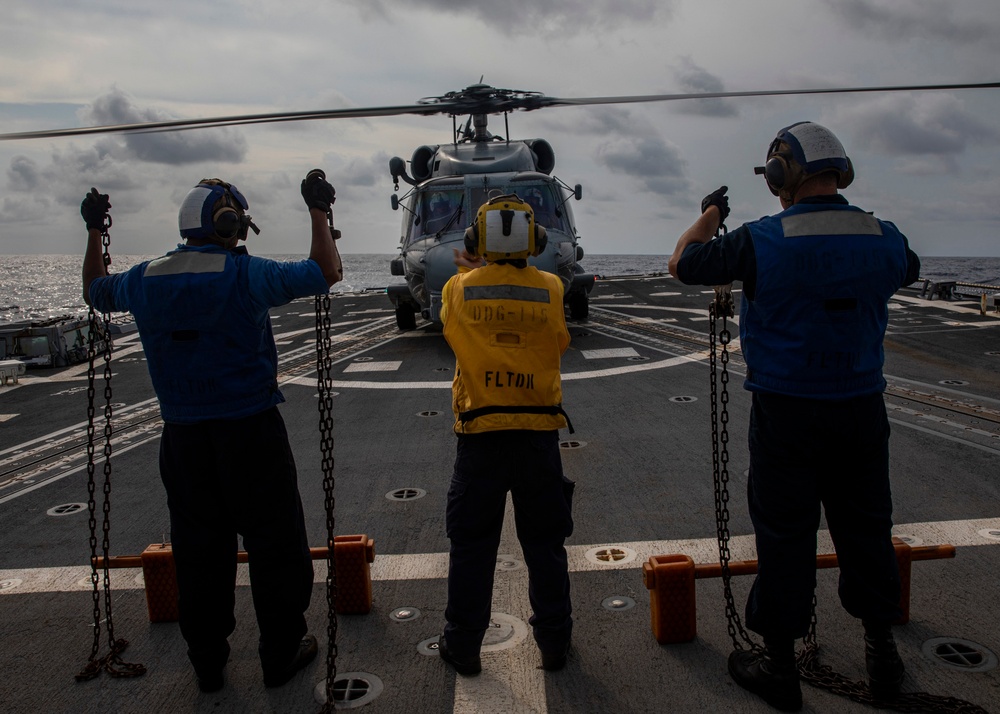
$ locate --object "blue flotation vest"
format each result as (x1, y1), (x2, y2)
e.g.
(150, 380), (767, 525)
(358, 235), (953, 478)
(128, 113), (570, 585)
(130, 245), (282, 422)
(740, 202), (910, 399)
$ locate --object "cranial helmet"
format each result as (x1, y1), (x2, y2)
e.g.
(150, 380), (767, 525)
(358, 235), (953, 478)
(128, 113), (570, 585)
(755, 121), (854, 201)
(525, 187), (545, 208)
(178, 179), (259, 242)
(464, 192), (547, 261)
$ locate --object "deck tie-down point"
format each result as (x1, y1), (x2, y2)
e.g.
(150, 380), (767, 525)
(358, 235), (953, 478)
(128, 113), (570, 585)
(96, 535), (376, 622)
(642, 538), (955, 644)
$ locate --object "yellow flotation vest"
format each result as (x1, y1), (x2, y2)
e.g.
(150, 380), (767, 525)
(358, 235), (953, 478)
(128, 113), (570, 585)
(442, 262), (571, 434)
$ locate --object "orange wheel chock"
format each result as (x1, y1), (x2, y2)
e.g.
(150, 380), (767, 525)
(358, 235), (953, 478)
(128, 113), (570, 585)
(95, 535), (376, 623)
(642, 538), (954, 645)
(140, 543), (179, 623)
(642, 554), (697, 644)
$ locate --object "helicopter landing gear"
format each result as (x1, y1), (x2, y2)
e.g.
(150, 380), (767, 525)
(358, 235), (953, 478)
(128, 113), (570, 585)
(568, 291), (589, 321)
(395, 302), (417, 330)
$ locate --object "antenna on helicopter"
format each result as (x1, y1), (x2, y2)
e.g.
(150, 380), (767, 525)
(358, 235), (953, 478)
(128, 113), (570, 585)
(458, 116), (473, 144)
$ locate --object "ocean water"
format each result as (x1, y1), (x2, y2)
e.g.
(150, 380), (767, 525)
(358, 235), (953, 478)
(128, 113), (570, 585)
(1, 253), (998, 322)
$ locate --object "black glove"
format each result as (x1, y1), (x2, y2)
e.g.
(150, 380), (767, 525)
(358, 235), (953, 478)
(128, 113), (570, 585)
(81, 188), (111, 230)
(301, 169), (336, 212)
(700, 185), (730, 225)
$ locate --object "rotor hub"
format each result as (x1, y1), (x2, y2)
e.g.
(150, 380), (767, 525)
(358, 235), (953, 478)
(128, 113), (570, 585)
(417, 84), (547, 116)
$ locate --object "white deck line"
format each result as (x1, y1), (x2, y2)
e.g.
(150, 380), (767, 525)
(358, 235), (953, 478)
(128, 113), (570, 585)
(2, 517), (997, 595)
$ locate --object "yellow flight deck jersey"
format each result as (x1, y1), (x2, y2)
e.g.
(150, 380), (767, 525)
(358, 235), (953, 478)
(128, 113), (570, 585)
(441, 262), (570, 434)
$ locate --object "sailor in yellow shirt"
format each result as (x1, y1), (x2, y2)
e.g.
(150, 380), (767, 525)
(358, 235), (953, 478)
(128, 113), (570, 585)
(437, 194), (575, 676)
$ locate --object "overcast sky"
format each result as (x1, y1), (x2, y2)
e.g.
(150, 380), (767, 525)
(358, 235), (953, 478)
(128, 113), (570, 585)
(1, 0), (998, 259)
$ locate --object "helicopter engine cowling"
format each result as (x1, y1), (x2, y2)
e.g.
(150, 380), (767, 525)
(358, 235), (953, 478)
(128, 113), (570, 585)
(411, 145), (438, 182)
(528, 139), (555, 174)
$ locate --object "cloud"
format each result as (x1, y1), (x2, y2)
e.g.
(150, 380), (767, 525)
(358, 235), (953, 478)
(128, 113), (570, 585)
(880, 177), (1000, 223)
(542, 105), (692, 197)
(81, 87), (249, 165)
(671, 57), (738, 118)
(3, 143), (155, 227)
(824, 0), (998, 46)
(338, 152), (391, 189)
(7, 155), (43, 191)
(570, 106), (639, 136)
(835, 93), (1000, 168)
(595, 135), (689, 196)
(343, 0), (672, 34)
(0, 193), (51, 224)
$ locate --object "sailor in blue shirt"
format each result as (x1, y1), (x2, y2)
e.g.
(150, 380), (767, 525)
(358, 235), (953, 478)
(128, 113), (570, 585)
(81, 172), (341, 692)
(669, 122), (920, 711)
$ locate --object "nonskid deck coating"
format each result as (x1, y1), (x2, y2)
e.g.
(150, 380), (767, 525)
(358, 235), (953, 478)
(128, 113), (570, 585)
(1, 275), (999, 713)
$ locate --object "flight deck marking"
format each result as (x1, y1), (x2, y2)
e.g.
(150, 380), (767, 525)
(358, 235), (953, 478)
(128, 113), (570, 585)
(888, 416), (1000, 456)
(0, 433), (161, 505)
(4, 517), (999, 594)
(343, 361), (402, 373)
(580, 348), (640, 359)
(892, 293), (1000, 317)
(599, 303), (714, 318)
(887, 374), (1000, 408)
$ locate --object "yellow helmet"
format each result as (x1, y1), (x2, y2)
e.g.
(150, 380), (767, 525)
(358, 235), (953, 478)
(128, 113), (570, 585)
(463, 193), (547, 261)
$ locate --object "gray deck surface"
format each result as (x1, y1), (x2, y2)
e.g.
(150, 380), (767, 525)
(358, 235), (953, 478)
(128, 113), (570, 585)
(2, 275), (998, 713)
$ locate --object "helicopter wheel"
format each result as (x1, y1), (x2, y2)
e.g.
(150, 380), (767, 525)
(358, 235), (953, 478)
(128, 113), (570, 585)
(395, 302), (417, 330)
(568, 291), (589, 321)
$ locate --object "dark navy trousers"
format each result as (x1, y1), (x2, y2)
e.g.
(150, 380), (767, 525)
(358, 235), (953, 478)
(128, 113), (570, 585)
(444, 430), (575, 658)
(745, 391), (902, 640)
(159, 406), (313, 678)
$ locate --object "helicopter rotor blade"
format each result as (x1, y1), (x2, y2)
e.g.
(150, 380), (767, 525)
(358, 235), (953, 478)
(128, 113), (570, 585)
(538, 81), (1000, 110)
(0, 81), (996, 142)
(0, 102), (454, 141)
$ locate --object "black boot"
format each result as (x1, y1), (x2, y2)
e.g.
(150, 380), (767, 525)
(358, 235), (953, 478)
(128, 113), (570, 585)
(728, 638), (802, 712)
(438, 634), (482, 676)
(863, 621), (904, 699)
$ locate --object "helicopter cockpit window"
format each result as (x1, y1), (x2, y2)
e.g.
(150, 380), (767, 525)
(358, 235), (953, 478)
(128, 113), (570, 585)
(520, 186), (558, 229)
(470, 184), (566, 232)
(418, 189), (464, 236)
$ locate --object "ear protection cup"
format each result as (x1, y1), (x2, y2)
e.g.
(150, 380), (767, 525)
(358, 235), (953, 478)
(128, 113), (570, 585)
(464, 224), (478, 255)
(837, 157), (855, 189)
(210, 183), (257, 240)
(532, 225), (547, 256)
(213, 206), (242, 239)
(763, 155), (786, 191)
(762, 152), (799, 196)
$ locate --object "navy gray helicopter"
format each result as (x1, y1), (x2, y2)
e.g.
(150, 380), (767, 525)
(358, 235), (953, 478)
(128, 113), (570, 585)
(3, 79), (997, 327)
(386, 84), (592, 329)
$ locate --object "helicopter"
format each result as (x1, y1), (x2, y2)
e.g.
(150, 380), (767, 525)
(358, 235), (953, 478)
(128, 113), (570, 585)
(2, 78), (997, 328)
(386, 84), (592, 330)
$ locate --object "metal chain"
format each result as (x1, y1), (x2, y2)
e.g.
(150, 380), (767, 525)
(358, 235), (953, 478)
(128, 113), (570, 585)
(798, 605), (988, 713)
(708, 284), (758, 653)
(77, 218), (145, 681)
(706, 269), (984, 712)
(316, 290), (339, 712)
(78, 306), (103, 680)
